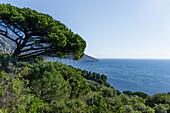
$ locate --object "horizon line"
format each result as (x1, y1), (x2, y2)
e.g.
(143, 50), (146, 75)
(96, 57), (170, 60)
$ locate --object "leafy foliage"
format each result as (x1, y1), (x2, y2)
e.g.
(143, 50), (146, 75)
(1, 54), (168, 112)
(0, 4), (169, 112)
(123, 90), (149, 99)
(146, 93), (170, 107)
(0, 72), (50, 113)
(123, 90), (134, 97)
(0, 4), (86, 60)
(134, 91), (149, 99)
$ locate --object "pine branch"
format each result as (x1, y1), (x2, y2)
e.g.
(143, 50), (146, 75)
(20, 50), (45, 58)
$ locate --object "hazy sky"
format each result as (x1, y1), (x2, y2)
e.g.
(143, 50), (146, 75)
(1, 0), (170, 58)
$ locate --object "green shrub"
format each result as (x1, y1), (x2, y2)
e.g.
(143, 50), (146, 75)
(123, 105), (134, 113)
(121, 95), (130, 105)
(134, 91), (148, 99)
(146, 93), (170, 107)
(0, 72), (49, 112)
(83, 93), (108, 112)
(154, 104), (167, 113)
(101, 87), (117, 98)
(30, 71), (70, 102)
(123, 90), (134, 97)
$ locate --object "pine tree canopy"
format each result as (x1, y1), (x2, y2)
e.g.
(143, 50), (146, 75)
(0, 4), (86, 60)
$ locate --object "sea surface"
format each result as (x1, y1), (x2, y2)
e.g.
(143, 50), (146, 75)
(62, 59), (170, 95)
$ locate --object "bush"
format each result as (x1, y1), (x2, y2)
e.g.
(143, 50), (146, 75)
(0, 54), (19, 73)
(30, 71), (70, 102)
(154, 104), (167, 113)
(101, 87), (117, 98)
(146, 94), (170, 107)
(121, 95), (130, 105)
(133, 103), (146, 112)
(83, 93), (108, 112)
(134, 91), (148, 99)
(123, 90), (134, 97)
(123, 105), (134, 113)
(0, 72), (49, 112)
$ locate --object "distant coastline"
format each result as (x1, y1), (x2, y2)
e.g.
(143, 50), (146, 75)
(79, 54), (99, 62)
(45, 54), (99, 62)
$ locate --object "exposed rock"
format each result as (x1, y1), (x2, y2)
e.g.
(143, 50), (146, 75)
(0, 35), (16, 53)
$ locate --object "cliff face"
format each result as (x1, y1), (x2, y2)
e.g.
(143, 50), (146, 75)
(0, 35), (16, 53)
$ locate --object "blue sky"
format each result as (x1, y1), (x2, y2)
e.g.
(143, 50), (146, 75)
(1, 0), (170, 58)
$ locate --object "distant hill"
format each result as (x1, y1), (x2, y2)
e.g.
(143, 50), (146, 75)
(0, 35), (99, 62)
(79, 54), (99, 62)
(44, 54), (99, 63)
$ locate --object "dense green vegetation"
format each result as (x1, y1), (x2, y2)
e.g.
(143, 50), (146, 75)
(123, 91), (149, 99)
(1, 54), (170, 113)
(0, 4), (86, 60)
(1, 3), (170, 113)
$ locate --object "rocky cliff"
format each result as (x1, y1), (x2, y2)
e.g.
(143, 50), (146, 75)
(0, 35), (16, 53)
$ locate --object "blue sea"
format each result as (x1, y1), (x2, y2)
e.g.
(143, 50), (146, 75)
(64, 59), (170, 95)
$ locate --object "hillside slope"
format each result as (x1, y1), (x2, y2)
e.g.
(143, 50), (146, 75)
(1, 54), (168, 113)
